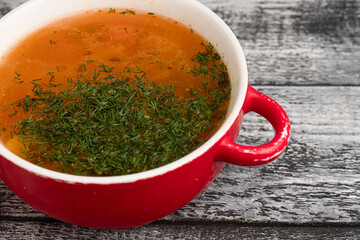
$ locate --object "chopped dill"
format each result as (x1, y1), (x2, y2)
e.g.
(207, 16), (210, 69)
(119, 9), (136, 15)
(146, 52), (157, 56)
(47, 72), (55, 82)
(86, 60), (97, 64)
(3, 43), (230, 176)
(14, 72), (23, 84)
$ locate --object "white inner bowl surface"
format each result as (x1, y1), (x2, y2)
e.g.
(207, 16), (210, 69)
(0, 0), (248, 184)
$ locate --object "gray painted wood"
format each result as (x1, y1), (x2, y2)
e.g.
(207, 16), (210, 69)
(199, 0), (360, 86)
(1, 220), (360, 240)
(0, 0), (359, 238)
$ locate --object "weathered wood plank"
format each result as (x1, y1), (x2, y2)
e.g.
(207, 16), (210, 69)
(0, 0), (26, 14)
(1, 86), (359, 224)
(1, 220), (360, 240)
(0, 0), (359, 86)
(198, 0), (360, 86)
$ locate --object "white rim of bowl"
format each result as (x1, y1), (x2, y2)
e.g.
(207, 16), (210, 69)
(0, 0), (248, 184)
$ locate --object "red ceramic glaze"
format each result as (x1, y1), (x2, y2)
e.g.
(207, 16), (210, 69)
(0, 0), (291, 230)
(216, 86), (291, 166)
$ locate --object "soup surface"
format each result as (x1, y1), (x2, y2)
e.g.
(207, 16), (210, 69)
(0, 9), (231, 176)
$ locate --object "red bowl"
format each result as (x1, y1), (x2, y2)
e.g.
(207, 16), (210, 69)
(0, 0), (290, 229)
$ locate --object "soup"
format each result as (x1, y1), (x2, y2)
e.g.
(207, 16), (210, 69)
(0, 9), (231, 176)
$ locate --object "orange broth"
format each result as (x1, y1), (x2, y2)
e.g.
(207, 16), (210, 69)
(0, 10), (230, 175)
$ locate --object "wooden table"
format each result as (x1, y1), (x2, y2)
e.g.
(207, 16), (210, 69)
(1, 0), (359, 239)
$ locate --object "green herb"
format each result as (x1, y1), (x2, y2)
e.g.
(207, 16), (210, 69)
(86, 60), (97, 64)
(49, 40), (56, 45)
(190, 43), (231, 111)
(146, 52), (157, 56)
(8, 111), (18, 118)
(14, 72), (23, 84)
(4, 43), (230, 176)
(119, 9), (136, 15)
(108, 8), (116, 14)
(47, 72), (55, 82)
(126, 9), (136, 15)
(124, 27), (128, 33)
(148, 12), (155, 15)
(190, 42), (229, 88)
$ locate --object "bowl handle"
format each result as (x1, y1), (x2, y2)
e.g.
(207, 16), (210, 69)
(215, 86), (291, 166)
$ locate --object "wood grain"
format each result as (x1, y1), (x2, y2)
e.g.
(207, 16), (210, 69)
(199, 0), (360, 86)
(1, 220), (360, 240)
